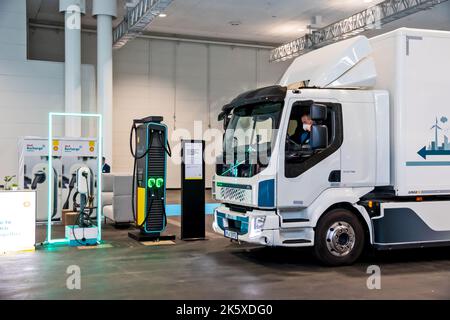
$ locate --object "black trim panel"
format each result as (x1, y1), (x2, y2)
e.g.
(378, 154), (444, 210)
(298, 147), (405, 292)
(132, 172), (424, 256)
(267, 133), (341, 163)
(373, 208), (450, 244)
(374, 241), (450, 250)
(282, 239), (311, 244)
(283, 218), (309, 223)
(328, 170), (341, 183)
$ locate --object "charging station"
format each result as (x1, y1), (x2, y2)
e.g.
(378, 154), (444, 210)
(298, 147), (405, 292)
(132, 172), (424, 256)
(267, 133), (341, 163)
(129, 116), (175, 242)
(45, 112), (103, 247)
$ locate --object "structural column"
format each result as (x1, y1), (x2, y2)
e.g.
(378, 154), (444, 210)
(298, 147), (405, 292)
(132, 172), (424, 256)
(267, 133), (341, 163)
(93, 0), (117, 166)
(59, 0), (86, 137)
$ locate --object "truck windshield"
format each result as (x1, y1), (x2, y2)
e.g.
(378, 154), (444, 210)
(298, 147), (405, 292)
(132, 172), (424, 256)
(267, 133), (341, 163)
(217, 102), (283, 177)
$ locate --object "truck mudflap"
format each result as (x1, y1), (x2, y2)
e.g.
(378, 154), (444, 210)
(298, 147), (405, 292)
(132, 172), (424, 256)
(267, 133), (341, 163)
(212, 205), (315, 247)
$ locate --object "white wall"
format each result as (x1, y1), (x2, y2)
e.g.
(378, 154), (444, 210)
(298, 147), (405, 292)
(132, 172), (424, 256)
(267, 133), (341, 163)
(0, 0), (96, 183)
(28, 27), (290, 188)
(112, 39), (290, 188)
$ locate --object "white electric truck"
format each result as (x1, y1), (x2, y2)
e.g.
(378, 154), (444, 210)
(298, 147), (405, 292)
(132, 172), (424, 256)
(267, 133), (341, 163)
(212, 28), (450, 265)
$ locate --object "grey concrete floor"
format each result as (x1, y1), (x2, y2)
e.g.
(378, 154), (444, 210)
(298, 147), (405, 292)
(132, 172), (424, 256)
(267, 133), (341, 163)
(1, 215), (450, 300)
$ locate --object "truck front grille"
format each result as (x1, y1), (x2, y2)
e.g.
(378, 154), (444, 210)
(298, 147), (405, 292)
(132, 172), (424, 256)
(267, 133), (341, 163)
(216, 183), (252, 204)
(220, 187), (247, 202)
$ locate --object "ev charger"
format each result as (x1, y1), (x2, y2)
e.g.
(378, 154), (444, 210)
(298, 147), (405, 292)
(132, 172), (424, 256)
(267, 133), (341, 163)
(66, 166), (98, 247)
(30, 164), (58, 222)
(128, 116), (175, 242)
(76, 167), (92, 195)
(18, 137), (62, 222)
(61, 139), (98, 212)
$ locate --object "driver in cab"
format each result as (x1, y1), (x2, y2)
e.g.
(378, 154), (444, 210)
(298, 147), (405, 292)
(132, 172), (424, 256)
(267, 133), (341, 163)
(298, 113), (314, 145)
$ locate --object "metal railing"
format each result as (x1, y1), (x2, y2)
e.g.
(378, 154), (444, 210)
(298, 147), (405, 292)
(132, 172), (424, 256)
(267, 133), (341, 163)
(113, 0), (174, 49)
(270, 0), (448, 62)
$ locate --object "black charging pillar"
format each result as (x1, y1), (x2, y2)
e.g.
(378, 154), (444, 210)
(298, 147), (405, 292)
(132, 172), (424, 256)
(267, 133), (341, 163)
(181, 140), (205, 240)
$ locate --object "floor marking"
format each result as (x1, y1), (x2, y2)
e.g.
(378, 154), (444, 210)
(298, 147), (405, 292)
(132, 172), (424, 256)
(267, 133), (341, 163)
(1, 248), (36, 256)
(140, 240), (175, 246)
(167, 218), (222, 239)
(77, 244), (114, 250)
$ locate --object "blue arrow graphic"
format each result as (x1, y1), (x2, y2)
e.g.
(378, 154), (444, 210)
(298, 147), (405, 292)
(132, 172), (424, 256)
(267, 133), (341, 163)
(418, 146), (450, 159)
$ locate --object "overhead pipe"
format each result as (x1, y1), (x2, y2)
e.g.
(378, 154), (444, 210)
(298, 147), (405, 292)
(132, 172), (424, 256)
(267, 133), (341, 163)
(59, 0), (86, 137)
(93, 0), (117, 166)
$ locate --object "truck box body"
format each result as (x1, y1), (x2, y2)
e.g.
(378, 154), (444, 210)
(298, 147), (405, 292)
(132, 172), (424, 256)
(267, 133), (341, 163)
(370, 29), (450, 196)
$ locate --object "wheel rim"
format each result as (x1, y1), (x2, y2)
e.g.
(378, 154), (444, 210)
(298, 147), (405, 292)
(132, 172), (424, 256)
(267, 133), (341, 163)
(325, 221), (356, 257)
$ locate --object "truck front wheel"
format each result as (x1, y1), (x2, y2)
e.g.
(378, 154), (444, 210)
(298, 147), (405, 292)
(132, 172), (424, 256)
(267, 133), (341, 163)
(313, 209), (365, 266)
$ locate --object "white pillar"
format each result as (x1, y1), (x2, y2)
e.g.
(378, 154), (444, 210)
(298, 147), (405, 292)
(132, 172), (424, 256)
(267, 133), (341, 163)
(59, 0), (86, 137)
(93, 0), (117, 166)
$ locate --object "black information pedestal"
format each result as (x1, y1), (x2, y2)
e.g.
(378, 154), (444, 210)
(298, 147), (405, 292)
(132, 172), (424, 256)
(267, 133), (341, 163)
(181, 140), (206, 240)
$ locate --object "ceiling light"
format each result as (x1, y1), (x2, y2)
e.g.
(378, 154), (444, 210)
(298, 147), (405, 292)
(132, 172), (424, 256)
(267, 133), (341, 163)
(364, 0), (373, 3)
(159, 13), (167, 17)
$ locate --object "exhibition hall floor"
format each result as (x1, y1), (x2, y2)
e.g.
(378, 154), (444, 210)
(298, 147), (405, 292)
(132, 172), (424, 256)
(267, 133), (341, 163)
(1, 215), (450, 300)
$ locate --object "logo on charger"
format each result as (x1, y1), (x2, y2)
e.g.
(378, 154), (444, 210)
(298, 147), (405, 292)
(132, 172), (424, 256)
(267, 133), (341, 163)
(89, 141), (95, 153)
(26, 144), (45, 152)
(64, 145), (83, 153)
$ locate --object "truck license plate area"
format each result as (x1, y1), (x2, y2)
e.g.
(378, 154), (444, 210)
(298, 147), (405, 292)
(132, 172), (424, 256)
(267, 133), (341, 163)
(224, 229), (238, 240)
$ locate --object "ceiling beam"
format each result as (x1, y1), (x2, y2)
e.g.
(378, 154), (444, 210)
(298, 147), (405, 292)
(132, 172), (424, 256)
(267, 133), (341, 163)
(270, 0), (449, 62)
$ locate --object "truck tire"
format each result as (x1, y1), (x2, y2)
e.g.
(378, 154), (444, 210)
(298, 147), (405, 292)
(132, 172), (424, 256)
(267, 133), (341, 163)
(313, 209), (365, 266)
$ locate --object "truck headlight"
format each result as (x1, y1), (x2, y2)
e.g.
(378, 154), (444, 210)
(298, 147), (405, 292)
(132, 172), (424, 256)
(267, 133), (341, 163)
(253, 216), (266, 231)
(222, 217), (229, 228)
(211, 177), (216, 199)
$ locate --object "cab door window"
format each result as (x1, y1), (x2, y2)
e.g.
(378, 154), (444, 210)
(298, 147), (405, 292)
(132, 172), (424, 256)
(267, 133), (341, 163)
(285, 100), (343, 178)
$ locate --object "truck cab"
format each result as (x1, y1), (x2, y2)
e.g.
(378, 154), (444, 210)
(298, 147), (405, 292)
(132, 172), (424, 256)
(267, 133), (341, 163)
(212, 29), (450, 265)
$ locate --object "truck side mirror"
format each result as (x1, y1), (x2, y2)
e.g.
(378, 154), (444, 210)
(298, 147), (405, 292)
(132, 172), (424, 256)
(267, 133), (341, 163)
(310, 104), (327, 121)
(310, 125), (328, 150)
(218, 111), (226, 121)
(218, 111), (231, 130)
(224, 115), (231, 130)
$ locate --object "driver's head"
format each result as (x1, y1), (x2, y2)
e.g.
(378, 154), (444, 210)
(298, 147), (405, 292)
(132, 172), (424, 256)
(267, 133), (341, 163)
(301, 113), (314, 132)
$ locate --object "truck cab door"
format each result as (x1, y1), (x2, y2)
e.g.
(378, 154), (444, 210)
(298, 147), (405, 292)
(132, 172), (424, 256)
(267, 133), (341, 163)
(277, 99), (343, 208)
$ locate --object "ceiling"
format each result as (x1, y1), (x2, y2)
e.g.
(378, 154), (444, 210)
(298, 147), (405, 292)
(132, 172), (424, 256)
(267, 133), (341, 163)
(27, 0), (450, 46)
(27, 0), (390, 45)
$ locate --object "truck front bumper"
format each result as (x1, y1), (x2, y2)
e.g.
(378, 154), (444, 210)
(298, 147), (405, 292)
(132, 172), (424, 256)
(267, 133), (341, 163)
(212, 205), (314, 247)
